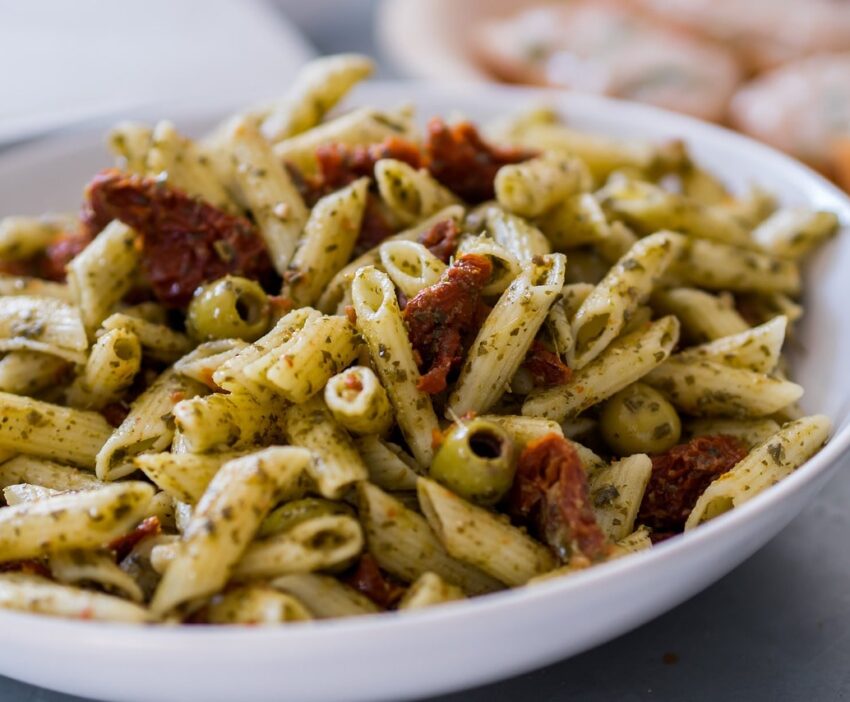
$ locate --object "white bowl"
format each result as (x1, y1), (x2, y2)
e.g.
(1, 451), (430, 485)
(0, 82), (847, 702)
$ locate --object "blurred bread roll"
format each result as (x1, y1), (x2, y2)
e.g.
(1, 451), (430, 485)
(633, 0), (850, 72)
(730, 53), (850, 183)
(470, 0), (741, 123)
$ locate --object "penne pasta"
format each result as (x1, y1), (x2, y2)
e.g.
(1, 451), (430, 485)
(645, 359), (803, 418)
(271, 573), (379, 618)
(379, 240), (446, 299)
(417, 478), (555, 586)
(569, 230), (684, 369)
(352, 266), (439, 467)
(0, 295), (87, 364)
(375, 159), (459, 226)
(282, 395), (369, 499)
(0, 456), (104, 492)
(686, 416), (832, 529)
(0, 393), (112, 469)
(523, 315), (680, 422)
(357, 482), (503, 595)
(66, 220), (139, 333)
(233, 514), (364, 580)
(205, 585), (312, 624)
(96, 370), (206, 480)
(285, 178), (369, 307)
(0, 482), (154, 562)
(398, 572), (465, 611)
(66, 327), (142, 409)
(324, 365), (393, 436)
(226, 117), (310, 275)
(0, 573), (148, 623)
(751, 208), (838, 259)
(449, 253), (565, 416)
(150, 447), (312, 615)
(494, 152), (589, 217)
(259, 53), (375, 142)
(484, 206), (551, 264)
(0, 351), (68, 396)
(589, 454), (653, 541)
(651, 287), (749, 342)
(172, 390), (283, 455)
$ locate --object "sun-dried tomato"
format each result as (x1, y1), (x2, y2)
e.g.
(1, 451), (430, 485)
(0, 560), (51, 578)
(82, 169), (274, 308)
(523, 340), (571, 387)
(292, 137), (423, 207)
(509, 433), (608, 562)
(404, 253), (492, 394)
(418, 218), (461, 264)
(108, 516), (161, 561)
(98, 402), (129, 428)
(638, 435), (749, 533)
(344, 554), (406, 609)
(40, 230), (93, 281)
(0, 229), (92, 283)
(424, 118), (536, 203)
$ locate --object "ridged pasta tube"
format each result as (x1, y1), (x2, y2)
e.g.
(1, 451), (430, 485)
(324, 366), (393, 436)
(352, 266), (439, 467)
(448, 253), (566, 417)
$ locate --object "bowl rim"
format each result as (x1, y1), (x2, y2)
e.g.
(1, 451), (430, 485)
(0, 79), (848, 646)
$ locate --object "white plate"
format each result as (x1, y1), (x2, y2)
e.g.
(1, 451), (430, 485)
(0, 82), (848, 702)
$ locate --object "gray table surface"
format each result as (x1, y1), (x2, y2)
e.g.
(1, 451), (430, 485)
(2, 3), (850, 700)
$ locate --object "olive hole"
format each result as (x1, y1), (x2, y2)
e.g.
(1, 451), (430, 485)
(235, 292), (263, 324)
(468, 430), (504, 460)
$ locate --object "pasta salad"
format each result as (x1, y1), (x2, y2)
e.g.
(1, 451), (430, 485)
(0, 54), (836, 625)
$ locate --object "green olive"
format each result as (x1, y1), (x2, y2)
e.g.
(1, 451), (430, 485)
(599, 382), (681, 455)
(186, 275), (270, 342)
(430, 418), (516, 506)
(257, 498), (354, 539)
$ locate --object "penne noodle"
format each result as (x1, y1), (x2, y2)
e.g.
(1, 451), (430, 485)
(258, 53), (375, 142)
(97, 370), (206, 480)
(398, 572), (465, 611)
(448, 253), (565, 417)
(67, 220), (139, 334)
(233, 514), (364, 580)
(523, 315), (680, 422)
(569, 230), (683, 369)
(645, 359), (803, 418)
(282, 395), (369, 499)
(205, 585), (312, 624)
(357, 482), (503, 595)
(324, 365), (394, 436)
(352, 266), (439, 468)
(285, 178), (369, 307)
(271, 573), (379, 618)
(0, 393), (112, 469)
(495, 152), (589, 218)
(417, 478), (555, 586)
(0, 295), (87, 364)
(686, 415), (831, 528)
(379, 240), (446, 299)
(0, 482), (154, 562)
(375, 159), (459, 226)
(226, 117), (310, 275)
(150, 447), (312, 615)
(0, 573), (148, 623)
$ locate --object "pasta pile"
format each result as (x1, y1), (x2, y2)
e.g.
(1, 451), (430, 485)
(0, 54), (837, 625)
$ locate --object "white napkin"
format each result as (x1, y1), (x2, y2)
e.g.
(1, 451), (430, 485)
(0, 0), (315, 143)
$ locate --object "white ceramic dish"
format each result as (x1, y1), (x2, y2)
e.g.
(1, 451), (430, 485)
(0, 82), (847, 702)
